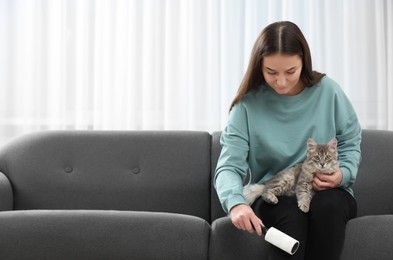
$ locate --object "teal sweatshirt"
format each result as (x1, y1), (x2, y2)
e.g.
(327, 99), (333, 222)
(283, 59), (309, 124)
(214, 76), (362, 213)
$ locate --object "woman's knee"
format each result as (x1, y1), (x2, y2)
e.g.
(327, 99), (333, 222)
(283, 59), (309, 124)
(253, 196), (308, 235)
(309, 188), (357, 221)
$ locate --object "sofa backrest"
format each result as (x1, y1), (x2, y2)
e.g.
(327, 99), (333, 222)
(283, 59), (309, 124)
(353, 129), (393, 217)
(0, 131), (212, 222)
(1, 129), (390, 224)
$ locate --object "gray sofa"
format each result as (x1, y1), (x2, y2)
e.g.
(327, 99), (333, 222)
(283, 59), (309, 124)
(0, 129), (392, 259)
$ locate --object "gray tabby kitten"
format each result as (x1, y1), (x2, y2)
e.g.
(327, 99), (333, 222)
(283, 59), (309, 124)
(243, 138), (339, 213)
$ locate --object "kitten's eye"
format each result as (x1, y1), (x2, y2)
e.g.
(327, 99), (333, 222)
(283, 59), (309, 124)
(325, 155), (332, 161)
(313, 155), (320, 161)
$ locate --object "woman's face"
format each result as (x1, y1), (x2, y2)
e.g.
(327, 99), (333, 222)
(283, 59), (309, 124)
(262, 54), (304, 96)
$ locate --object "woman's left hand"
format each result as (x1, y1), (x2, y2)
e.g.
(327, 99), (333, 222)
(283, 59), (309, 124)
(313, 169), (343, 191)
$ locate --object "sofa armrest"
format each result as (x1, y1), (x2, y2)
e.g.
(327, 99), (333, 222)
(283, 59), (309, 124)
(0, 171), (13, 210)
(340, 215), (393, 260)
(209, 216), (269, 260)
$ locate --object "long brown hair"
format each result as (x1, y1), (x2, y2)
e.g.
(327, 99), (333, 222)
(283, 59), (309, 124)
(230, 21), (325, 110)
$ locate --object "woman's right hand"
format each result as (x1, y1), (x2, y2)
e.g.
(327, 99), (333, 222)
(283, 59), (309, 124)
(229, 204), (263, 236)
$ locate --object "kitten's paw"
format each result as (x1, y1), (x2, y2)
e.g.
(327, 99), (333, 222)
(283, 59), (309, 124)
(243, 184), (265, 205)
(298, 201), (310, 213)
(262, 193), (278, 204)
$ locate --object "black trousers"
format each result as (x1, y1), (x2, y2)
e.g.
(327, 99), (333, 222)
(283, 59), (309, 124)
(252, 188), (357, 260)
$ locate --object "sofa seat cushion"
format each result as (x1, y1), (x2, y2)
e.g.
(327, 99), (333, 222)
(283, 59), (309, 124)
(210, 216), (269, 259)
(340, 215), (393, 260)
(0, 210), (210, 260)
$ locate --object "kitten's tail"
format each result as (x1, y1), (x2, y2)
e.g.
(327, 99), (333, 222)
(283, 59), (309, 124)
(243, 184), (265, 205)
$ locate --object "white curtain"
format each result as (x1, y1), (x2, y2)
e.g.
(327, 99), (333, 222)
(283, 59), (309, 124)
(0, 0), (392, 144)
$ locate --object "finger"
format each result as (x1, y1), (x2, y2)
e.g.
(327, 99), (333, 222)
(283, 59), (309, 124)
(236, 220), (248, 231)
(251, 218), (263, 236)
(231, 217), (244, 230)
(312, 181), (322, 191)
(233, 217), (249, 232)
(316, 172), (329, 182)
(313, 176), (323, 186)
(314, 176), (335, 190)
(231, 220), (240, 230)
(243, 218), (256, 233)
(313, 178), (326, 191)
(231, 219), (241, 229)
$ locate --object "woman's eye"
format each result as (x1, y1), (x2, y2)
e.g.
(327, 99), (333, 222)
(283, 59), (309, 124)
(286, 71), (295, 74)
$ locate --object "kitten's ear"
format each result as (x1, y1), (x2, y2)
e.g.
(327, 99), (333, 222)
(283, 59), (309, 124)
(327, 138), (338, 154)
(328, 138), (338, 148)
(307, 138), (317, 152)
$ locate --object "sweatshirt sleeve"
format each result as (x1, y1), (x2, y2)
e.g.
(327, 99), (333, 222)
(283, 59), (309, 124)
(333, 86), (362, 190)
(214, 103), (250, 213)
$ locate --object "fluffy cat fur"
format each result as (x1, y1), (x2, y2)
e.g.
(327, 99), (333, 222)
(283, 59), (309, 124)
(243, 138), (339, 213)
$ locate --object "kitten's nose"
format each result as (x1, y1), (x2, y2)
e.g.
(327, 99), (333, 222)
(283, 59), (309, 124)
(320, 163), (325, 167)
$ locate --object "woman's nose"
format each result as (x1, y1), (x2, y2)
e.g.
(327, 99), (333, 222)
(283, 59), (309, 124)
(276, 75), (287, 87)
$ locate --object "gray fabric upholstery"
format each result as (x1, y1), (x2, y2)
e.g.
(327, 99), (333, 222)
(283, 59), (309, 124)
(0, 130), (211, 221)
(0, 171), (12, 210)
(209, 216), (269, 260)
(340, 215), (393, 260)
(352, 130), (393, 216)
(339, 129), (393, 260)
(0, 130), (212, 259)
(0, 210), (209, 260)
(0, 129), (392, 259)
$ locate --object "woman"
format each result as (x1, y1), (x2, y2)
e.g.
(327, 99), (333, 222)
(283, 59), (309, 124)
(214, 21), (361, 260)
